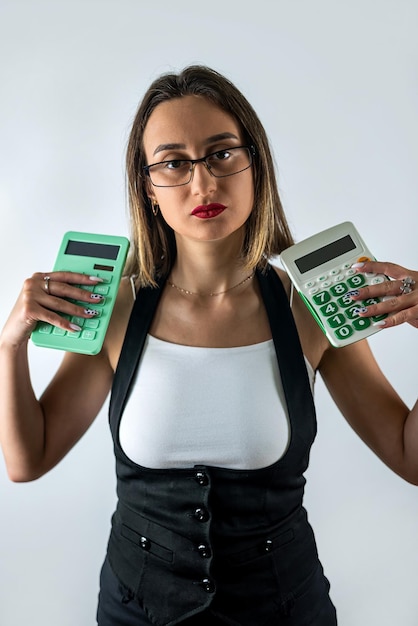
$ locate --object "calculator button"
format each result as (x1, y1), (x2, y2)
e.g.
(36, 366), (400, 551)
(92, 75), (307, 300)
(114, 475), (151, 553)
(81, 330), (96, 340)
(37, 323), (52, 334)
(365, 272), (376, 278)
(334, 325), (354, 341)
(347, 274), (366, 289)
(94, 284), (110, 295)
(345, 269), (356, 276)
(337, 294), (354, 308)
(320, 302), (339, 317)
(308, 287), (319, 295)
(341, 263), (351, 270)
(321, 281), (331, 288)
(71, 316), (85, 327)
(317, 274), (327, 282)
(333, 275), (344, 282)
(371, 314), (388, 322)
(313, 291), (331, 305)
(352, 318), (371, 331)
(327, 313), (346, 328)
(80, 285), (95, 292)
(346, 306), (361, 320)
(362, 297), (381, 307)
(96, 274), (112, 283)
(370, 275), (385, 285)
(329, 268), (340, 276)
(67, 329), (81, 338)
(330, 283), (348, 297)
(305, 281), (315, 288)
(84, 319), (100, 329)
(52, 327), (66, 336)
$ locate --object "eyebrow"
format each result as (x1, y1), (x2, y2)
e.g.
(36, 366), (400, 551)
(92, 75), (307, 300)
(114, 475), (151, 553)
(152, 132), (240, 156)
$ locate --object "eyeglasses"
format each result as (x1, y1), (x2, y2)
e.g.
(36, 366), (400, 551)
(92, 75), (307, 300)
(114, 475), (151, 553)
(143, 145), (256, 188)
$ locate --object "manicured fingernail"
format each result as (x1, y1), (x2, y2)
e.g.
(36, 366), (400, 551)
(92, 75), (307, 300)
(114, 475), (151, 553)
(347, 290), (360, 297)
(356, 307), (368, 314)
(69, 323), (82, 331)
(373, 320), (387, 327)
(90, 293), (104, 300)
(89, 276), (104, 282)
(84, 309), (99, 316)
(351, 262), (365, 269)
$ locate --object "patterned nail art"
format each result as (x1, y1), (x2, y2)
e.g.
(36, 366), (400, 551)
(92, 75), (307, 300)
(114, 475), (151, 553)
(84, 309), (99, 316)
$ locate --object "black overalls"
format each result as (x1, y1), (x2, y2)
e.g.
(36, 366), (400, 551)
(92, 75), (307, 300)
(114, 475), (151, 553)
(102, 266), (337, 626)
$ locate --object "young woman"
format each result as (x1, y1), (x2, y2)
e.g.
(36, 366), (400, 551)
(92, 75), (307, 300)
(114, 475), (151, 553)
(0, 65), (417, 626)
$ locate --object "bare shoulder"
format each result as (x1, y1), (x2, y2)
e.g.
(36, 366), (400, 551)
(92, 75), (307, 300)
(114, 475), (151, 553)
(271, 264), (329, 371)
(270, 265), (291, 297)
(104, 276), (137, 370)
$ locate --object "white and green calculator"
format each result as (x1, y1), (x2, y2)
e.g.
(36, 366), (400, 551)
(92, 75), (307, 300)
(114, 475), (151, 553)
(31, 231), (130, 355)
(280, 222), (388, 347)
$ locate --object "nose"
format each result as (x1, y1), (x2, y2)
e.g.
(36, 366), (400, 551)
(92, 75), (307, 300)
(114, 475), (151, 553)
(190, 161), (217, 195)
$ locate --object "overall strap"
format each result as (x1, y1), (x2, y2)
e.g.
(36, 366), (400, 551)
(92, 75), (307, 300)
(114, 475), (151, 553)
(257, 266), (316, 441)
(108, 278), (165, 435)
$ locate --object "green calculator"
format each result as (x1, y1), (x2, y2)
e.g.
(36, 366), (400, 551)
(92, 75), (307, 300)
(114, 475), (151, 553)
(280, 222), (388, 347)
(31, 231), (130, 355)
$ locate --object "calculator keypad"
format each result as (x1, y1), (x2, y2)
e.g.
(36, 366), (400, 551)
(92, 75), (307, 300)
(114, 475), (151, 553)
(305, 264), (387, 343)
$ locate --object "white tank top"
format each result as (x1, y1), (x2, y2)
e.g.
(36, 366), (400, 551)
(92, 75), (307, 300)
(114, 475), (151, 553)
(119, 335), (315, 470)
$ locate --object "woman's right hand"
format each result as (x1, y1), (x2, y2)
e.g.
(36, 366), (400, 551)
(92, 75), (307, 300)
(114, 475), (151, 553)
(1, 271), (105, 350)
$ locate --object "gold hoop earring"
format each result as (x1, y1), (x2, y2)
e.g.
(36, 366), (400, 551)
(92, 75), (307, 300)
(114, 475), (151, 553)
(151, 201), (159, 216)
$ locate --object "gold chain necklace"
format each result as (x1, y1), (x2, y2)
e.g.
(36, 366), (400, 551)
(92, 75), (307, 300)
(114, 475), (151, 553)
(167, 272), (254, 297)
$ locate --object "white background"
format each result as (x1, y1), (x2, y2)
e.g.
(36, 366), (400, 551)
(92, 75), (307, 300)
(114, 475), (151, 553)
(0, 1), (417, 624)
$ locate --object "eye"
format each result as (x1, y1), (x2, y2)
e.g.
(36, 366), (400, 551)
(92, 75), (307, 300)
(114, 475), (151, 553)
(165, 159), (186, 170)
(212, 149), (231, 160)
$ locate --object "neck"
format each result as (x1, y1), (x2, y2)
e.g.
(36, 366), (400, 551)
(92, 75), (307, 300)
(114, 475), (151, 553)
(170, 234), (250, 296)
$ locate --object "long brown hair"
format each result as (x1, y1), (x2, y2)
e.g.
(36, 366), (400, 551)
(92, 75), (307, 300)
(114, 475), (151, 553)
(124, 65), (294, 286)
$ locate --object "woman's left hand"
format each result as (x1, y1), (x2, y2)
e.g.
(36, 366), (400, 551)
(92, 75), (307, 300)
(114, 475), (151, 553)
(349, 261), (418, 329)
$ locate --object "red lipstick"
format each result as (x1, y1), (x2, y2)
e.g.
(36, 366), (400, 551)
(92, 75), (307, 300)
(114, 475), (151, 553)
(191, 203), (226, 219)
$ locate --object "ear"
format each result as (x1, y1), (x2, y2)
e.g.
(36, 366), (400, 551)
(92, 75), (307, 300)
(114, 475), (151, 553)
(145, 177), (155, 200)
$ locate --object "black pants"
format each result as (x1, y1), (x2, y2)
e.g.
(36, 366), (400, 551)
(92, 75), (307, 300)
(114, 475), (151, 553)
(96, 556), (337, 626)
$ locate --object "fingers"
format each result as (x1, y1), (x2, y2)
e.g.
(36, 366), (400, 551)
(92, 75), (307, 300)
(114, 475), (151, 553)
(352, 260), (416, 283)
(35, 272), (103, 303)
(23, 273), (105, 333)
(349, 261), (418, 329)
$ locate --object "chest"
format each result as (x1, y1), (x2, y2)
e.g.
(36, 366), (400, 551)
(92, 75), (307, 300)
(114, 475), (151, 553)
(149, 283), (273, 348)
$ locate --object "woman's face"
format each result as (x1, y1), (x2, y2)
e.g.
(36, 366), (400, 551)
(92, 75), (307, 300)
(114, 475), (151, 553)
(142, 95), (254, 246)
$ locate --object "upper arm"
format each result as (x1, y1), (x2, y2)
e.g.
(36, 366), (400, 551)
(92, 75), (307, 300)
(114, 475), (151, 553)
(35, 276), (137, 475)
(318, 339), (411, 479)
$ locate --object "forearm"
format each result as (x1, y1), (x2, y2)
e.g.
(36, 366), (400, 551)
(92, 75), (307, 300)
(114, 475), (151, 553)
(0, 339), (46, 481)
(401, 399), (418, 485)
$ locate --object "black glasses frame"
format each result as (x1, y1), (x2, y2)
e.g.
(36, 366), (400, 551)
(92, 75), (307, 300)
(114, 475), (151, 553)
(143, 145), (256, 188)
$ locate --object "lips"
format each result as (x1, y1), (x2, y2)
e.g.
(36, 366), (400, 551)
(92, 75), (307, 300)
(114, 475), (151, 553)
(191, 203), (226, 219)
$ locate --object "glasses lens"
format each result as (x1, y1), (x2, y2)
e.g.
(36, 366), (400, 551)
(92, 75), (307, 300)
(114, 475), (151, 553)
(148, 160), (191, 187)
(147, 147), (253, 187)
(206, 147), (252, 179)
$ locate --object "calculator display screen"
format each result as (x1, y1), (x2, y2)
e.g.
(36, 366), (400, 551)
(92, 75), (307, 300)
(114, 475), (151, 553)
(65, 240), (120, 260)
(295, 235), (356, 274)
